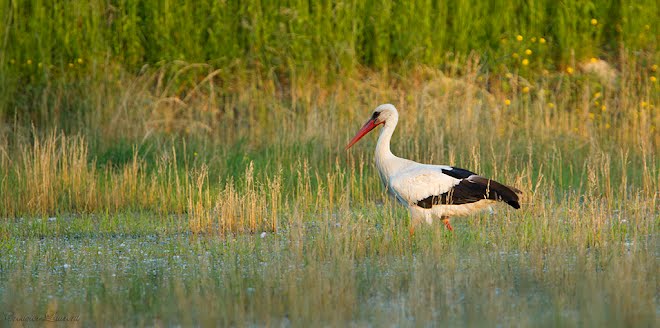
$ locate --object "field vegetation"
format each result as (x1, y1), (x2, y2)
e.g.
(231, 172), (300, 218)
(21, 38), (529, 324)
(0, 0), (658, 326)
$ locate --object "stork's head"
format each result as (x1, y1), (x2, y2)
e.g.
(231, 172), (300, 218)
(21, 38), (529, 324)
(345, 104), (398, 150)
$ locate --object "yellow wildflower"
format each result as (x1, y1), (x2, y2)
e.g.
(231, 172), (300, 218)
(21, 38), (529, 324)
(590, 57), (598, 63)
(594, 92), (601, 99)
(566, 67), (574, 75)
(525, 49), (532, 55)
(522, 59), (529, 66)
(601, 105), (607, 111)
(512, 53), (519, 59)
(548, 103), (555, 109)
(77, 58), (83, 64)
(590, 18), (598, 26)
(516, 35), (523, 41)
(652, 64), (657, 72)
(539, 37), (546, 44)
(588, 113), (595, 119)
(522, 86), (530, 94)
(505, 99), (511, 106)
(605, 123), (611, 129)
(651, 76), (657, 83)
(26, 59), (32, 65)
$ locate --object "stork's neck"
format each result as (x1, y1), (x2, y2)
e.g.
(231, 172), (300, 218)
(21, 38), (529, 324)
(375, 115), (404, 179)
(375, 118), (397, 159)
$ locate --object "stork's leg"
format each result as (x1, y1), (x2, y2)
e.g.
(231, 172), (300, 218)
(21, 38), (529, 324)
(409, 217), (422, 237)
(409, 208), (424, 237)
(441, 216), (453, 231)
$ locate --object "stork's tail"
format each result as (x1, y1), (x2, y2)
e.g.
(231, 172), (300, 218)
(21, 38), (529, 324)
(492, 181), (522, 209)
(472, 176), (522, 209)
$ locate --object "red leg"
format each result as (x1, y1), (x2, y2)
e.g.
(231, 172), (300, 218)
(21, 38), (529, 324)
(442, 217), (453, 232)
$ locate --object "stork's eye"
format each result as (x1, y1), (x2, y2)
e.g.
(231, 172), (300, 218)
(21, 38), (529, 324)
(371, 111), (381, 120)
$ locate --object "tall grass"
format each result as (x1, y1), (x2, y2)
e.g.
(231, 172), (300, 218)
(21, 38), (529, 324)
(3, 0), (656, 70)
(1, 62), (657, 233)
(1, 0), (657, 126)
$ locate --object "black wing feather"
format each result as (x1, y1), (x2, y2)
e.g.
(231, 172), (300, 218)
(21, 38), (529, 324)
(440, 167), (476, 179)
(416, 175), (521, 209)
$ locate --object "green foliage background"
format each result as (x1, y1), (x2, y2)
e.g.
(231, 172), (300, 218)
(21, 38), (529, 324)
(1, 1), (657, 122)
(3, 0), (657, 70)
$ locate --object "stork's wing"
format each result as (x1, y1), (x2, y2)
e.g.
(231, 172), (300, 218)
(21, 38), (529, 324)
(390, 165), (521, 209)
(389, 165), (464, 205)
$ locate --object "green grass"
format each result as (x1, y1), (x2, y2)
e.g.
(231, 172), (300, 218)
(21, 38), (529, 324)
(0, 1), (658, 326)
(3, 0), (657, 70)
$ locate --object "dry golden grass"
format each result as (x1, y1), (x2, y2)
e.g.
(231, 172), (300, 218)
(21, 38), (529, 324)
(1, 61), (658, 230)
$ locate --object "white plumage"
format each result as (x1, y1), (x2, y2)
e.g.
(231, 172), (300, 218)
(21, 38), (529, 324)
(346, 104), (521, 232)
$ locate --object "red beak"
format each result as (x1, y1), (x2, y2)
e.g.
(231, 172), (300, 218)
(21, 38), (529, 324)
(345, 118), (382, 150)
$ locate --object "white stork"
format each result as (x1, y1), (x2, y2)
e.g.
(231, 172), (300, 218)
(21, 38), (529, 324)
(346, 104), (521, 232)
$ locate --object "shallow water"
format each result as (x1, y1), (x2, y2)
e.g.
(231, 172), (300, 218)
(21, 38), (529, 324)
(0, 214), (656, 327)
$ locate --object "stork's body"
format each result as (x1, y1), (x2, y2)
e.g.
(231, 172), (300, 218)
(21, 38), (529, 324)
(346, 104), (521, 231)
